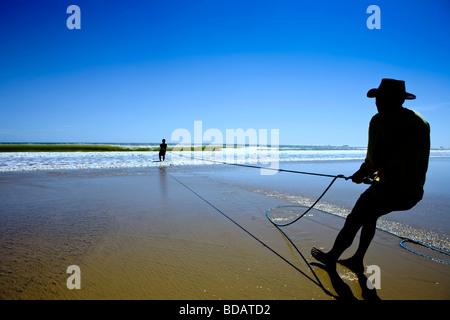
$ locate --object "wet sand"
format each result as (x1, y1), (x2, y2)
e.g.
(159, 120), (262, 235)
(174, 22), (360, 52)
(0, 165), (449, 300)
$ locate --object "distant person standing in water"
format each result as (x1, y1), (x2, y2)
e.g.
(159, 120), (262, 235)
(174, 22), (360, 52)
(159, 139), (168, 161)
(311, 78), (430, 274)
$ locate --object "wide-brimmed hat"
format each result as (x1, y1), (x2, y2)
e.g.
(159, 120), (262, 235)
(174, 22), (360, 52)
(367, 78), (416, 100)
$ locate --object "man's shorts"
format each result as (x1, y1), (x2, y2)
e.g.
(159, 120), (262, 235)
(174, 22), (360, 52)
(346, 184), (423, 225)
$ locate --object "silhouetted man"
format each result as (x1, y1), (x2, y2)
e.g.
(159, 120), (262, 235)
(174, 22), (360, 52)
(159, 139), (167, 161)
(312, 79), (430, 274)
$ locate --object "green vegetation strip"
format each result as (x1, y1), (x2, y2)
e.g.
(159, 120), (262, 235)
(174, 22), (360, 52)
(0, 144), (226, 152)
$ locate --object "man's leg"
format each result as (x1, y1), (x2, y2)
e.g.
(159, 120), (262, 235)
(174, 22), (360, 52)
(338, 218), (377, 274)
(339, 193), (419, 272)
(311, 214), (363, 267)
(311, 191), (371, 268)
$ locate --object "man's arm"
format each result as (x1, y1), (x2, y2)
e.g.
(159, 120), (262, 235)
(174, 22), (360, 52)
(352, 116), (379, 184)
(351, 162), (376, 184)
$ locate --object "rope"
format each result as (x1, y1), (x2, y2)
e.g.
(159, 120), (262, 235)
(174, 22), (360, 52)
(167, 172), (336, 298)
(265, 175), (341, 227)
(168, 151), (351, 179)
(168, 151), (450, 265)
(266, 205), (450, 266)
(399, 239), (450, 265)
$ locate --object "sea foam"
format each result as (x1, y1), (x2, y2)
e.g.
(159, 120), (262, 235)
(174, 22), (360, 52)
(0, 147), (449, 172)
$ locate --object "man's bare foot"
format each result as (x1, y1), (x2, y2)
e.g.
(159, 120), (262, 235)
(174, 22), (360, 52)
(337, 257), (364, 274)
(311, 247), (336, 269)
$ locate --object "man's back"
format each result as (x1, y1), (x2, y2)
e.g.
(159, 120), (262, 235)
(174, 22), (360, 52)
(366, 107), (430, 193)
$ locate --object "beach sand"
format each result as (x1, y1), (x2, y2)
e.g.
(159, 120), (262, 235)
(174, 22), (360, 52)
(0, 164), (449, 300)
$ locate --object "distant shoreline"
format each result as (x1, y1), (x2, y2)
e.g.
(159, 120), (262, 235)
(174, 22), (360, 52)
(0, 144), (229, 153)
(0, 142), (448, 153)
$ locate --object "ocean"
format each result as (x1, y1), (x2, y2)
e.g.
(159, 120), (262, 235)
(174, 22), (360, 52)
(0, 143), (449, 172)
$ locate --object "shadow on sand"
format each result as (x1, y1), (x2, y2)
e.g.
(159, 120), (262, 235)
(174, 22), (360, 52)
(310, 262), (381, 301)
(275, 226), (380, 300)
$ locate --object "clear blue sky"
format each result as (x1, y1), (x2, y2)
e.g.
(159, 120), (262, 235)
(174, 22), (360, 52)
(0, 0), (449, 147)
